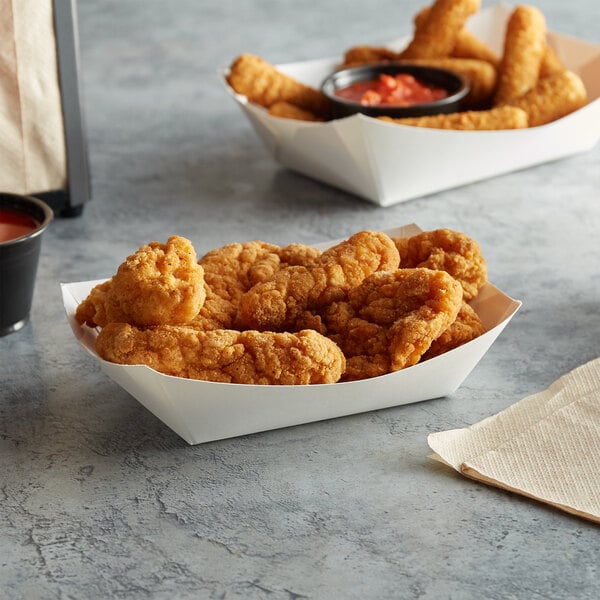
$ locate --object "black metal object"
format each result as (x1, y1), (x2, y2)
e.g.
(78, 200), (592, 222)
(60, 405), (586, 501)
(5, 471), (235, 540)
(33, 0), (91, 218)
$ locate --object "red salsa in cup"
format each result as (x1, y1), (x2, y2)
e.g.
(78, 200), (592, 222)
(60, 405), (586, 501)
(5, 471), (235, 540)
(0, 209), (39, 242)
(335, 73), (449, 107)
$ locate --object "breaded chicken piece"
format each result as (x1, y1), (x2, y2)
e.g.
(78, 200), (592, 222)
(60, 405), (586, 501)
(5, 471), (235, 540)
(248, 243), (322, 287)
(227, 53), (331, 118)
(96, 323), (345, 385)
(323, 268), (463, 380)
(494, 5), (547, 105)
(509, 69), (587, 126)
(379, 105), (528, 130)
(392, 229), (487, 301)
(399, 0), (481, 60)
(75, 236), (205, 328)
(422, 301), (485, 360)
(412, 5), (500, 67)
(191, 241), (322, 330)
(238, 231), (400, 332)
(192, 240), (280, 330)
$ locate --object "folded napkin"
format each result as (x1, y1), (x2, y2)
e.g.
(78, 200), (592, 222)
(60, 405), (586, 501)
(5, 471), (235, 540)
(428, 357), (600, 524)
(0, 0), (67, 194)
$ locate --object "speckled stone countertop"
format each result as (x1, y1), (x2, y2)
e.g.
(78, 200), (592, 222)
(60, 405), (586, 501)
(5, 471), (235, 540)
(2, 1), (600, 598)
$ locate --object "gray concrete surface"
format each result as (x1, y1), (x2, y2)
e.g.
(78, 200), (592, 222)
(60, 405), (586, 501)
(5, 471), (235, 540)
(1, 1), (599, 598)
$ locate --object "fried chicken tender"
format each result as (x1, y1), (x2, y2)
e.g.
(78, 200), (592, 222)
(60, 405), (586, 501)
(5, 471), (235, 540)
(422, 301), (485, 360)
(75, 236), (205, 328)
(342, 45), (399, 66)
(539, 44), (565, 79)
(238, 231), (400, 332)
(392, 229), (487, 301)
(379, 105), (528, 130)
(248, 243), (322, 287)
(399, 0), (481, 60)
(192, 241), (280, 330)
(509, 69), (587, 126)
(413, 4), (499, 67)
(227, 53), (331, 118)
(323, 268), (463, 380)
(95, 323), (345, 385)
(191, 241), (322, 330)
(494, 5), (547, 105)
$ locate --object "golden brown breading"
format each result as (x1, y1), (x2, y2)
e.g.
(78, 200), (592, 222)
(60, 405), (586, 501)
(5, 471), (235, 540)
(422, 301), (485, 360)
(379, 105), (528, 130)
(191, 240), (280, 330)
(508, 69), (587, 126)
(268, 101), (323, 122)
(413, 4), (499, 67)
(238, 231), (400, 332)
(75, 236), (205, 328)
(323, 268), (463, 380)
(392, 229), (487, 301)
(342, 45), (399, 66)
(95, 323), (346, 385)
(191, 241), (323, 331)
(494, 5), (547, 105)
(227, 53), (331, 118)
(538, 44), (565, 79)
(399, 0), (481, 60)
(247, 243), (323, 287)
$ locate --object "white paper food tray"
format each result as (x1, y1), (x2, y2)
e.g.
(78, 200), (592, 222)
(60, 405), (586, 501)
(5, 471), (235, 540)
(62, 225), (521, 445)
(223, 3), (600, 206)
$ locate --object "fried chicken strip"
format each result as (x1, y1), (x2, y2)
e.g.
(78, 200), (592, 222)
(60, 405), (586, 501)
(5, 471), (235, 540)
(379, 105), (528, 131)
(96, 323), (345, 385)
(75, 236), (205, 328)
(192, 241), (280, 330)
(508, 69), (587, 126)
(413, 5), (499, 67)
(192, 241), (322, 330)
(392, 229), (487, 301)
(494, 5), (547, 105)
(422, 301), (485, 360)
(239, 231), (400, 332)
(323, 268), (463, 380)
(399, 0), (481, 60)
(227, 53), (331, 118)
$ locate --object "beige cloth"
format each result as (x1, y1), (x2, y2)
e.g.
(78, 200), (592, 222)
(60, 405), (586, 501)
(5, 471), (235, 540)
(0, 0), (67, 194)
(428, 357), (600, 524)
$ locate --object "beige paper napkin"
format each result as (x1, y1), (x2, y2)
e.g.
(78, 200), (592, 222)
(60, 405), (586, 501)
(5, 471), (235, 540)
(0, 0), (67, 194)
(428, 357), (600, 524)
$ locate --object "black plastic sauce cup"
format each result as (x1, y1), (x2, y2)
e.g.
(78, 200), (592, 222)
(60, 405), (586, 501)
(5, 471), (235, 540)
(321, 63), (469, 119)
(0, 193), (54, 336)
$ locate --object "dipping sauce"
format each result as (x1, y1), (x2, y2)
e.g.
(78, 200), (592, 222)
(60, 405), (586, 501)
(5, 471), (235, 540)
(0, 209), (39, 243)
(335, 73), (449, 107)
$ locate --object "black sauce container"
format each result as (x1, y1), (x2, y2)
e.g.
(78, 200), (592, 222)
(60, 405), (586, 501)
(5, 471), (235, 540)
(0, 193), (54, 336)
(321, 63), (469, 119)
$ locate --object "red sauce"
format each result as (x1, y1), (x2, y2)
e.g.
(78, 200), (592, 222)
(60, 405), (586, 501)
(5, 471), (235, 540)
(0, 208), (39, 243)
(335, 73), (449, 107)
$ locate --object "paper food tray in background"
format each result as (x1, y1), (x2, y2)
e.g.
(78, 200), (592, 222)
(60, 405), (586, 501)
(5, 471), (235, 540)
(61, 224), (521, 445)
(223, 3), (600, 207)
